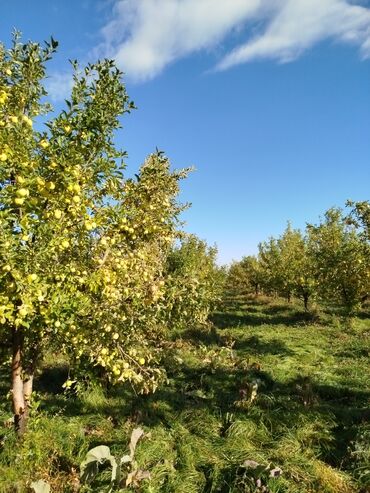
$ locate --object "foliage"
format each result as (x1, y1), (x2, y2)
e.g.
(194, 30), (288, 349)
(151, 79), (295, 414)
(346, 200), (370, 241)
(0, 31), (198, 435)
(226, 256), (263, 298)
(259, 224), (316, 307)
(307, 208), (369, 314)
(230, 205), (369, 315)
(163, 235), (225, 331)
(347, 423), (370, 487)
(80, 427), (150, 491)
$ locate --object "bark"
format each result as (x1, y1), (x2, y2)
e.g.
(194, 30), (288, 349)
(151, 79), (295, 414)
(11, 328), (34, 437)
(12, 328), (26, 436)
(22, 371), (34, 429)
(303, 293), (309, 311)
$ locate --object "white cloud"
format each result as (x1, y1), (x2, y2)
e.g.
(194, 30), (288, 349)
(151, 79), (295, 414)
(45, 71), (73, 102)
(98, 0), (272, 80)
(217, 0), (370, 70)
(98, 0), (370, 81)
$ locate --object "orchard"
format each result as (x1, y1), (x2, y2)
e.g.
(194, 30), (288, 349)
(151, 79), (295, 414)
(0, 33), (369, 493)
(227, 204), (369, 314)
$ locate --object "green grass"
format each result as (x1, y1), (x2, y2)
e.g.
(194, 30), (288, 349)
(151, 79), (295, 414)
(0, 297), (369, 492)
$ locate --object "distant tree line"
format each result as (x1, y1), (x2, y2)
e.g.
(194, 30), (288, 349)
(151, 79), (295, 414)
(226, 201), (370, 315)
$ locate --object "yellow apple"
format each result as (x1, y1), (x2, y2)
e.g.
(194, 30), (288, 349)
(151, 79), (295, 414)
(40, 140), (49, 149)
(19, 307), (28, 317)
(16, 188), (29, 197)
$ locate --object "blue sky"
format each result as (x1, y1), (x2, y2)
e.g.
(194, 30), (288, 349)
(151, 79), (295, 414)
(1, 0), (370, 264)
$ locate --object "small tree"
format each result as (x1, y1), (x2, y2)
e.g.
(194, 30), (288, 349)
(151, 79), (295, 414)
(226, 260), (252, 299)
(259, 225), (316, 309)
(346, 200), (370, 242)
(258, 237), (285, 298)
(164, 235), (224, 330)
(0, 33), (190, 435)
(307, 208), (369, 314)
(279, 225), (316, 310)
(240, 256), (263, 296)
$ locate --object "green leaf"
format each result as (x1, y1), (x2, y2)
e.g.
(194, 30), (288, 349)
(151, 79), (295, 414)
(80, 445), (114, 484)
(50, 36), (59, 49)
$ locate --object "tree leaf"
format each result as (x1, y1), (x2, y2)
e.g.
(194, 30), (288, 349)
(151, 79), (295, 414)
(126, 469), (151, 487)
(120, 454), (132, 464)
(129, 427), (145, 459)
(80, 445), (113, 483)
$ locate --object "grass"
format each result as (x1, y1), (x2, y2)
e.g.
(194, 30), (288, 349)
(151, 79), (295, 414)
(0, 296), (369, 492)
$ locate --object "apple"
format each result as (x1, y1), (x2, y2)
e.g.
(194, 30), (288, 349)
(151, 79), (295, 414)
(16, 188), (29, 197)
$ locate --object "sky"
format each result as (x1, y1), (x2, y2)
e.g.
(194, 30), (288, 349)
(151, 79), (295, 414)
(1, 0), (369, 264)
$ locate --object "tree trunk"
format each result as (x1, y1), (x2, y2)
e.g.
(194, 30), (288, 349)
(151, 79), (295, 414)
(303, 293), (309, 311)
(11, 328), (34, 437)
(12, 327), (26, 436)
(22, 371), (34, 430)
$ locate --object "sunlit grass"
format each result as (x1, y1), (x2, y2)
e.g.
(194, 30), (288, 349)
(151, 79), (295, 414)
(0, 297), (369, 492)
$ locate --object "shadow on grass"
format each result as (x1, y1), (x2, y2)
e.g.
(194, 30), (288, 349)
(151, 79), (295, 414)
(36, 363), (69, 394)
(178, 328), (295, 358)
(233, 335), (295, 356)
(132, 363), (370, 473)
(176, 326), (221, 346)
(16, 339), (368, 486)
(356, 309), (370, 320)
(6, 297), (366, 490)
(210, 310), (314, 329)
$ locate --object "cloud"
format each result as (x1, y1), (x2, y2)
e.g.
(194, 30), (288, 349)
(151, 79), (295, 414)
(98, 0), (370, 81)
(97, 0), (272, 80)
(217, 0), (370, 70)
(45, 71), (74, 102)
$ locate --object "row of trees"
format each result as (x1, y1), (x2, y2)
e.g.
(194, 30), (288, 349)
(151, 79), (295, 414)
(227, 202), (370, 313)
(0, 34), (222, 435)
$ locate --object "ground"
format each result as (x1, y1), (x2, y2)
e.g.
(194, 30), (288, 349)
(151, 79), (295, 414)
(0, 296), (369, 492)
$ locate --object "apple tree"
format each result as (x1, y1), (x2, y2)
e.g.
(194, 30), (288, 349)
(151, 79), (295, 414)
(346, 200), (370, 242)
(225, 256), (263, 299)
(258, 237), (286, 298)
(307, 208), (369, 314)
(163, 235), (225, 330)
(258, 225), (316, 308)
(0, 33), (190, 435)
(277, 225), (316, 310)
